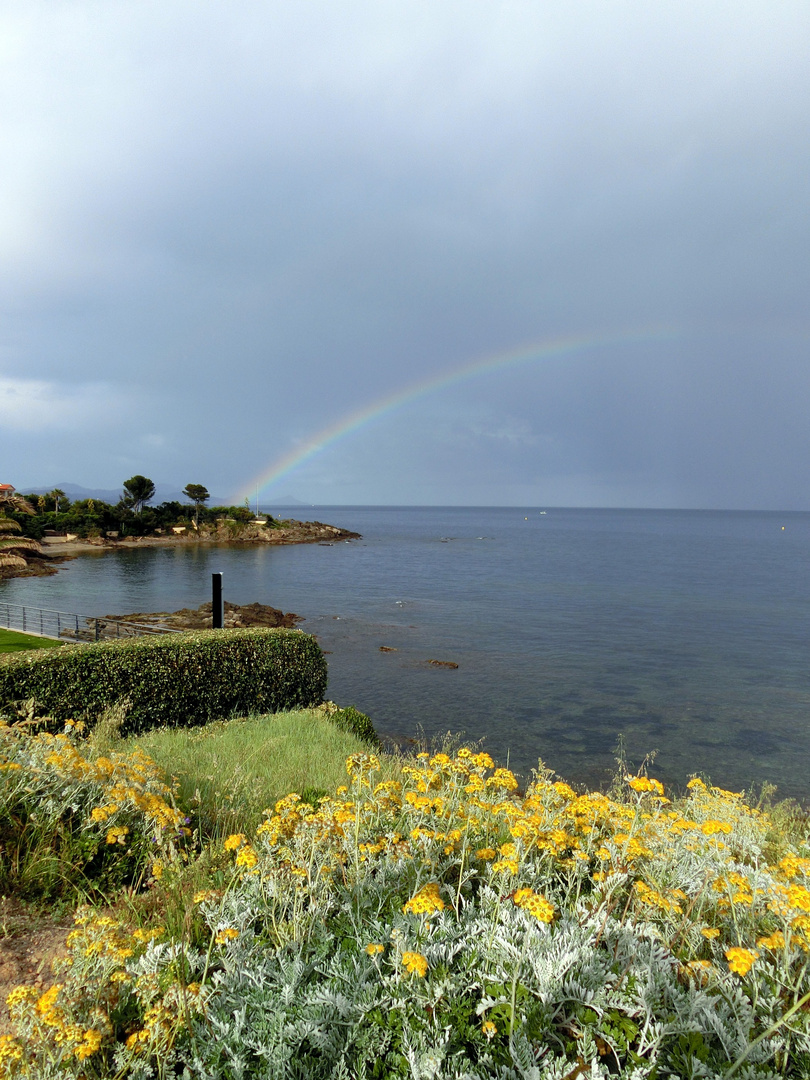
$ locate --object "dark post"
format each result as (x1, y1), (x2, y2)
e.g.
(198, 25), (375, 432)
(212, 572), (224, 628)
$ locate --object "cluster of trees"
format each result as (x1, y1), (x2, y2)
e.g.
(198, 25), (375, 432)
(7, 478), (269, 540)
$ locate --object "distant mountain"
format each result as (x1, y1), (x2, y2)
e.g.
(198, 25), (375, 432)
(266, 494), (310, 507)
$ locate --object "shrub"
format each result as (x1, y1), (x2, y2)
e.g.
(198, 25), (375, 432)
(0, 629), (326, 736)
(316, 701), (379, 745)
(0, 718), (185, 900)
(8, 753), (810, 1077)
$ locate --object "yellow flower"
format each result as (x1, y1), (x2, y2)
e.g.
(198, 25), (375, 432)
(552, 781), (576, 800)
(701, 927), (721, 940)
(126, 1028), (150, 1050)
(482, 1019), (498, 1039)
(491, 859), (519, 875)
(133, 926), (165, 943)
(235, 845), (259, 869)
(513, 887), (555, 923)
(402, 951), (428, 977)
(6, 985), (37, 1010)
(105, 825), (129, 845)
(486, 768), (519, 791)
(90, 803), (118, 823)
(626, 776), (665, 796)
(725, 947), (758, 976)
(74, 1028), (103, 1061)
(215, 928), (239, 944)
(224, 833), (246, 851)
(35, 983), (63, 1018)
(365, 943), (385, 956)
(403, 882), (445, 916)
(0, 1035), (23, 1065)
(475, 848), (496, 860)
(778, 855), (810, 879)
(151, 860), (164, 880)
(757, 931), (786, 950)
(701, 820), (732, 836)
(788, 884), (810, 913)
(633, 881), (682, 913)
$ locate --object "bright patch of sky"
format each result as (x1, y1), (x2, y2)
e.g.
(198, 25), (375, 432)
(1, 1), (808, 507)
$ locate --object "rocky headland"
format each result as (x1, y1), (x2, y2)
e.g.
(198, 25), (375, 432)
(0, 518), (69, 579)
(3, 518), (360, 579)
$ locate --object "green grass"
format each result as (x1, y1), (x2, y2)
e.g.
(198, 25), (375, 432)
(120, 709), (397, 841)
(0, 628), (64, 652)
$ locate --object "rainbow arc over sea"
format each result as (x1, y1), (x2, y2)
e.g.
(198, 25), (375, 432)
(235, 324), (676, 503)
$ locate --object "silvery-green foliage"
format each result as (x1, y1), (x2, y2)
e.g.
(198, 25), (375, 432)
(9, 750), (810, 1077)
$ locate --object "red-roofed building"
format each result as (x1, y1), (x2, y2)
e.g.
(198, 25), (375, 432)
(0, 485), (15, 501)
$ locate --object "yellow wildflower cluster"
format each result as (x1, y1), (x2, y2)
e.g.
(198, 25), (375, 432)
(245, 748), (810, 995)
(403, 882), (445, 915)
(725, 946), (759, 976)
(513, 887), (555, 923)
(235, 844), (259, 869)
(5, 979), (109, 1070)
(633, 880), (685, 914)
(0, 1035), (23, 1070)
(0, 719), (185, 870)
(626, 775), (665, 796)
(401, 951), (428, 977)
(7, 739), (810, 1074)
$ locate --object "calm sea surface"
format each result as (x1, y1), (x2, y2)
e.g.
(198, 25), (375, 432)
(3, 507), (809, 798)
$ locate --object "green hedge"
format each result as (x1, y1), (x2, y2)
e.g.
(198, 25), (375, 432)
(0, 628), (326, 735)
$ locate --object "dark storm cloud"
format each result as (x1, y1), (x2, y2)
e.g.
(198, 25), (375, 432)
(1, 1), (808, 505)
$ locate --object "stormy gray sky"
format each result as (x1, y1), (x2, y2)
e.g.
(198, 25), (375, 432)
(2, 1), (808, 508)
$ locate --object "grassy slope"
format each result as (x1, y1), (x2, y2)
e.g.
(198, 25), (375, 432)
(0, 629), (63, 653)
(121, 709), (396, 838)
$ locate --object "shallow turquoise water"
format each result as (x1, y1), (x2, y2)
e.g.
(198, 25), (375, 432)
(4, 507), (809, 798)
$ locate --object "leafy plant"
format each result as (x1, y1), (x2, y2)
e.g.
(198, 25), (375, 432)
(6, 749), (810, 1076)
(0, 718), (185, 901)
(0, 628), (327, 735)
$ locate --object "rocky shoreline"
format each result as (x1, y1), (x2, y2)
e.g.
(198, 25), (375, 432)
(103, 600), (303, 632)
(0, 519), (361, 579)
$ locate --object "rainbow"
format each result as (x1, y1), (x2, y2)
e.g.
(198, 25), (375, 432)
(234, 324), (676, 503)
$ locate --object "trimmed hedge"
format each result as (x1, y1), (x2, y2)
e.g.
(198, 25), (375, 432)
(0, 628), (326, 735)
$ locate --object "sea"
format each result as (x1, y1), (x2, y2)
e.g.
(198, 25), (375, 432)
(2, 507), (809, 800)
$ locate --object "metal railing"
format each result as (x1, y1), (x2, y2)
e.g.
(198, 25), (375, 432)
(0, 601), (182, 643)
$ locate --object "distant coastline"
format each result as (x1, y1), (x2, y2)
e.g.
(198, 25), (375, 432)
(40, 519), (359, 554)
(3, 519), (361, 579)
